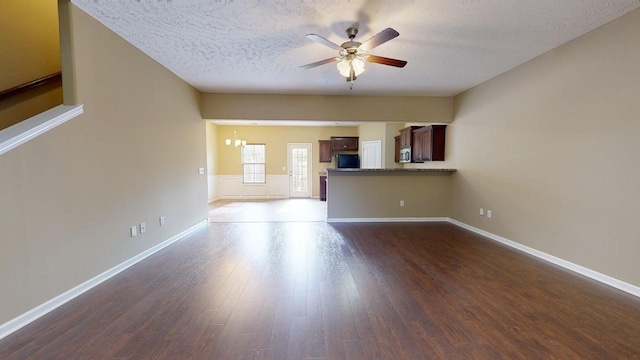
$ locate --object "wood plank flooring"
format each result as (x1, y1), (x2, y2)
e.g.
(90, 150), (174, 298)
(1, 219), (639, 359)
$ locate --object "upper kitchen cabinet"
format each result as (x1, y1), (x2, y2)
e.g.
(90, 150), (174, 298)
(394, 135), (400, 163)
(319, 140), (332, 162)
(412, 125), (447, 162)
(331, 136), (358, 151)
(399, 126), (421, 149)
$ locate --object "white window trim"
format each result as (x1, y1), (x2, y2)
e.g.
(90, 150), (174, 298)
(242, 144), (266, 184)
(0, 104), (84, 156)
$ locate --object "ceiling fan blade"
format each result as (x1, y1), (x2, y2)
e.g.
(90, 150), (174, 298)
(306, 34), (344, 51)
(365, 55), (407, 68)
(299, 57), (340, 69)
(359, 28), (399, 51)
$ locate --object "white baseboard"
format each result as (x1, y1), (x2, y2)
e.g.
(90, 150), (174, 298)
(0, 219), (209, 341)
(448, 218), (640, 298)
(327, 217), (448, 223)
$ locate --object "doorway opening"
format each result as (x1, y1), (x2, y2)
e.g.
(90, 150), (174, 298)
(287, 143), (312, 198)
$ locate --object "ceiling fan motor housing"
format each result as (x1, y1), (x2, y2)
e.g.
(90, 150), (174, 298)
(346, 27), (358, 39)
(340, 41), (362, 55)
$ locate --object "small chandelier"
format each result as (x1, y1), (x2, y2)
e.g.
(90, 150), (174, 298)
(225, 127), (246, 148)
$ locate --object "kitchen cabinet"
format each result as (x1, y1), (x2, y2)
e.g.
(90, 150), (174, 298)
(319, 140), (332, 162)
(331, 136), (358, 151)
(319, 175), (327, 201)
(412, 128), (423, 162)
(399, 126), (421, 149)
(394, 135), (400, 163)
(412, 125), (447, 162)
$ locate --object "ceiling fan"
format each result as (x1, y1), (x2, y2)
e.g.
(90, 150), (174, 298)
(300, 27), (407, 88)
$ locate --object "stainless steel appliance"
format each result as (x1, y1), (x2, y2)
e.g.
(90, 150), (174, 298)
(399, 148), (411, 163)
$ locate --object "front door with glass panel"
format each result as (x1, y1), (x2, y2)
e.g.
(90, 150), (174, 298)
(288, 143), (312, 198)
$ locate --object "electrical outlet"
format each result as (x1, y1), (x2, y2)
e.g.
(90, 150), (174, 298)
(130, 226), (138, 237)
(198, 167), (205, 175)
(400, 200), (405, 207)
(479, 208), (484, 216)
(140, 222), (146, 234)
(487, 210), (492, 218)
(159, 216), (165, 226)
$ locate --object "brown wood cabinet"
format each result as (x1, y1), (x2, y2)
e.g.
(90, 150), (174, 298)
(394, 135), (400, 163)
(412, 125), (447, 162)
(319, 175), (327, 201)
(319, 140), (332, 162)
(412, 128), (423, 163)
(399, 126), (421, 149)
(330, 136), (358, 151)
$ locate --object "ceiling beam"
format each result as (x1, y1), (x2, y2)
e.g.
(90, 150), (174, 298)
(201, 94), (453, 123)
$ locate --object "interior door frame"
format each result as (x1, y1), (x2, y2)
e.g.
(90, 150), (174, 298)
(287, 143), (313, 198)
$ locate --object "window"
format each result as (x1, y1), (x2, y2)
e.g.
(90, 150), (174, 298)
(242, 144), (265, 183)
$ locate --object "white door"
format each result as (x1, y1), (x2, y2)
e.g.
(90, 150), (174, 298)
(361, 140), (382, 169)
(288, 143), (312, 198)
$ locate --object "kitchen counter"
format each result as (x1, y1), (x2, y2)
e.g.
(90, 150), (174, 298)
(325, 167), (455, 221)
(327, 168), (456, 174)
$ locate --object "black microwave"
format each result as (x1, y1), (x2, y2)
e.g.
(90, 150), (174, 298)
(336, 154), (359, 168)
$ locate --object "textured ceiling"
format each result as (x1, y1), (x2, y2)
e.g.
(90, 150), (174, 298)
(72, 0), (639, 97)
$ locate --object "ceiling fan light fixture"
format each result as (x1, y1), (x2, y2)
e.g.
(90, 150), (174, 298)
(337, 57), (365, 78)
(303, 27), (405, 87)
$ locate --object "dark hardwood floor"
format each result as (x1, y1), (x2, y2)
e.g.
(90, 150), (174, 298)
(1, 220), (639, 359)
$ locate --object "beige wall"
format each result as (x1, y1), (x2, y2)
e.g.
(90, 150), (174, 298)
(449, 9), (640, 287)
(0, 0), (63, 129)
(202, 94), (453, 123)
(0, 3), (208, 324)
(385, 123), (404, 169)
(214, 125), (358, 196)
(206, 121), (218, 175)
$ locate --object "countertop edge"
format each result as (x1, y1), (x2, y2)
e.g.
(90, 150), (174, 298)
(326, 168), (457, 174)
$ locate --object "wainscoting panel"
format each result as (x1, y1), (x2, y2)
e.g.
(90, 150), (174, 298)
(215, 174), (289, 200)
(207, 175), (219, 202)
(219, 175), (242, 197)
(242, 184), (268, 196)
(267, 175), (288, 197)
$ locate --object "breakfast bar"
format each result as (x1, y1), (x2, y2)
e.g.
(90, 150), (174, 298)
(325, 168), (457, 222)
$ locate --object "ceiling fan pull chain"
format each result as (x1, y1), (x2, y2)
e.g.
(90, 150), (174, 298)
(350, 65), (355, 90)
